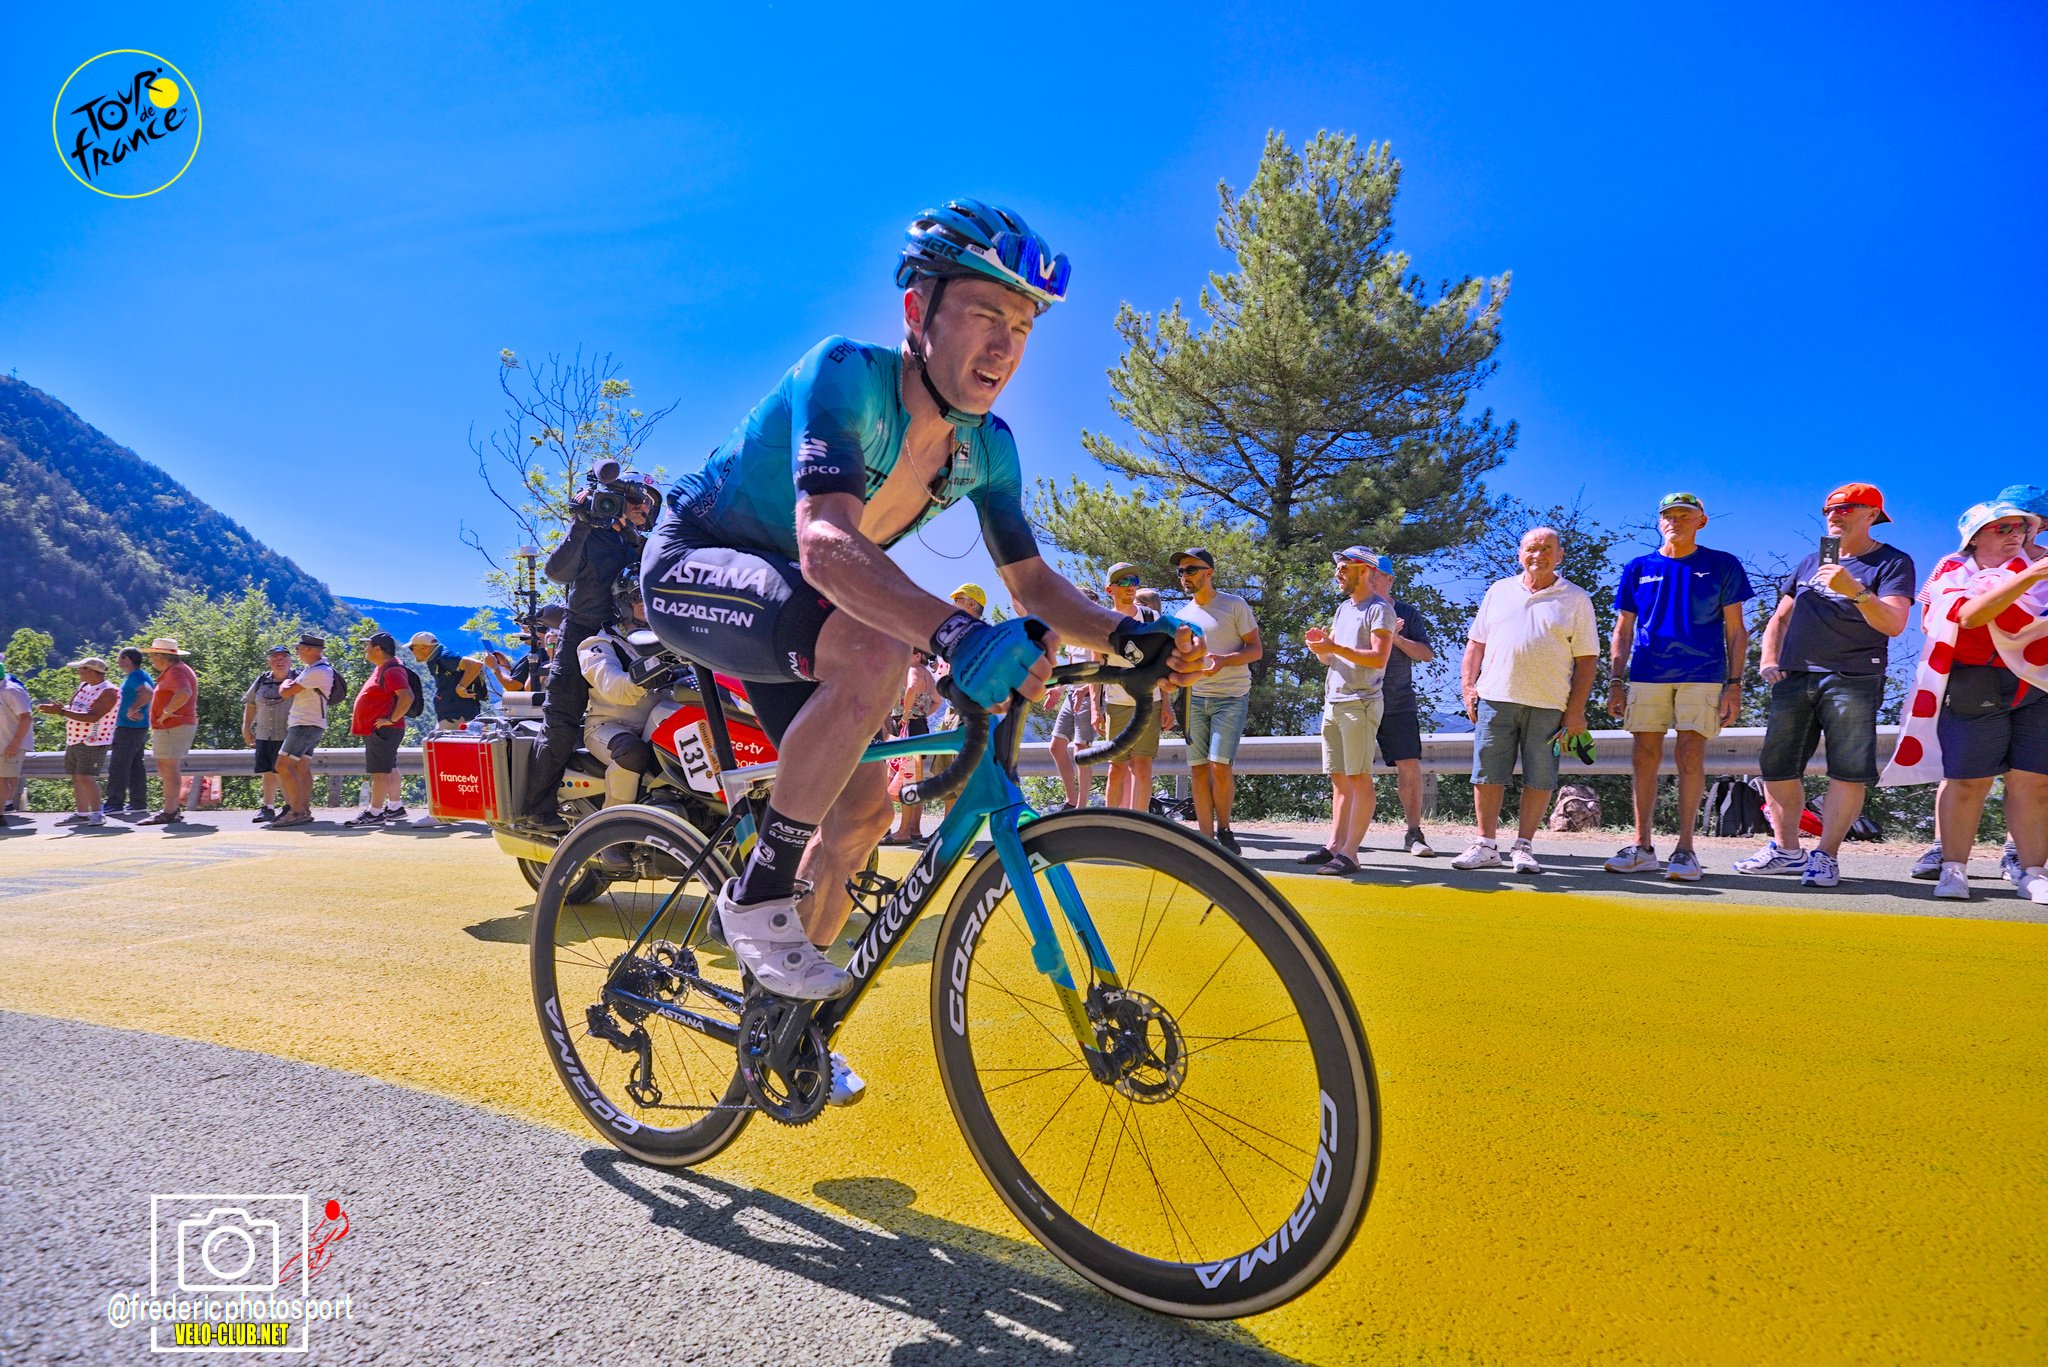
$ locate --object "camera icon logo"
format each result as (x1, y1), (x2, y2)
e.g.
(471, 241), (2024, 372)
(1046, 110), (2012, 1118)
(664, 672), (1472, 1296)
(176, 1206), (281, 1293)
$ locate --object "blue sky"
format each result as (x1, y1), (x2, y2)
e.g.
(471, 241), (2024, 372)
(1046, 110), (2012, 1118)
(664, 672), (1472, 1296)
(4, 2), (2042, 608)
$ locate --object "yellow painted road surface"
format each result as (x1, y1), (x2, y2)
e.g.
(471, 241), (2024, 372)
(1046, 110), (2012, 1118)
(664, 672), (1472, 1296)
(0, 827), (2041, 1363)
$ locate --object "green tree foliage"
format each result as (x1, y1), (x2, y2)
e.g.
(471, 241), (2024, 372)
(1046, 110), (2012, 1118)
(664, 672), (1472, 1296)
(1035, 131), (1513, 731)
(0, 376), (352, 652)
(462, 350), (678, 640)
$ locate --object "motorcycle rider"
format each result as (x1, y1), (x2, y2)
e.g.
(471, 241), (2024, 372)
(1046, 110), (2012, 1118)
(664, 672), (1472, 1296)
(522, 473), (658, 832)
(579, 569), (662, 812)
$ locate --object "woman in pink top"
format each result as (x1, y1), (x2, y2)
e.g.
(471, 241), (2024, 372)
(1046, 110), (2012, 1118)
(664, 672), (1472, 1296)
(139, 637), (201, 824)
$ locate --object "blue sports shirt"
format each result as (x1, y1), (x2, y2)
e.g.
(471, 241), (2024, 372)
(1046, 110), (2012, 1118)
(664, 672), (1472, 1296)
(663, 336), (1040, 566)
(1614, 547), (1756, 683)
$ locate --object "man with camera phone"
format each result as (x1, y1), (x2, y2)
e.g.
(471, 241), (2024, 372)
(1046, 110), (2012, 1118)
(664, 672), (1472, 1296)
(520, 463), (659, 832)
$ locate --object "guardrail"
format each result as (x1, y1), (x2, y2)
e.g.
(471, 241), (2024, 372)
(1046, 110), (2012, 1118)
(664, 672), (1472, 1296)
(21, 727), (1898, 784)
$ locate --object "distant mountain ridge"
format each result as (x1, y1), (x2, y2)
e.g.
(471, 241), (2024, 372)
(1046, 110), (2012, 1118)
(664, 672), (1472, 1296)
(0, 375), (352, 651)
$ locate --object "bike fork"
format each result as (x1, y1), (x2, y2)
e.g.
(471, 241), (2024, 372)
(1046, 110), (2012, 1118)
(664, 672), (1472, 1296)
(989, 807), (1122, 1081)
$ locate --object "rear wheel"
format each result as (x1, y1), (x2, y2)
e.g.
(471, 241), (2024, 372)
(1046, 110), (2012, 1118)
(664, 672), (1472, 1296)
(929, 809), (1378, 1318)
(530, 805), (749, 1166)
(518, 856), (603, 905)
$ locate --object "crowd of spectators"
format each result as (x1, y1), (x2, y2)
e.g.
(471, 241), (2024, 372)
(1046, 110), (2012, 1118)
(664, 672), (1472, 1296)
(6, 481), (2044, 905)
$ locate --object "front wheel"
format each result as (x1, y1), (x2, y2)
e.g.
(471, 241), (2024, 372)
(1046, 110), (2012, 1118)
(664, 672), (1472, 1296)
(929, 809), (1378, 1318)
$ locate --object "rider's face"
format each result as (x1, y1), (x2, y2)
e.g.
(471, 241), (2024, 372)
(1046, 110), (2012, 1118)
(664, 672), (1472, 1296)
(913, 278), (1036, 415)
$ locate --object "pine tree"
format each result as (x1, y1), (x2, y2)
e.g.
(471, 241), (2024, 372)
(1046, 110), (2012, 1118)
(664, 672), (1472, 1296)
(1036, 131), (1513, 729)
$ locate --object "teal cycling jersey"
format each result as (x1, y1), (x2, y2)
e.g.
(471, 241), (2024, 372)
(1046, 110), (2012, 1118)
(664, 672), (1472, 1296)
(664, 336), (1040, 566)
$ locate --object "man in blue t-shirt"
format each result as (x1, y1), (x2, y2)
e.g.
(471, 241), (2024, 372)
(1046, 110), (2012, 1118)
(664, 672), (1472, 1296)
(1734, 483), (1915, 889)
(1604, 492), (1756, 881)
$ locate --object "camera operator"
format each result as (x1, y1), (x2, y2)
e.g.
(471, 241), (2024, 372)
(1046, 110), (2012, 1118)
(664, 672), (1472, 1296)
(580, 569), (663, 813)
(487, 604), (567, 694)
(520, 467), (659, 832)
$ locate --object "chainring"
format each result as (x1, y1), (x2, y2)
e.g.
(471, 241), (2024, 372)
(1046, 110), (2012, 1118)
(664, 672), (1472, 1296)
(736, 997), (830, 1126)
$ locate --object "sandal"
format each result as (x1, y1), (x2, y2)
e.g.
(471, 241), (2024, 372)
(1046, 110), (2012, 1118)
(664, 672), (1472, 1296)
(1315, 855), (1361, 877)
(1295, 846), (1334, 865)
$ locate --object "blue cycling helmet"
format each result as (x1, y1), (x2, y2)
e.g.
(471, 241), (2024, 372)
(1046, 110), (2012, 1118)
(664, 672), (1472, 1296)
(895, 199), (1070, 313)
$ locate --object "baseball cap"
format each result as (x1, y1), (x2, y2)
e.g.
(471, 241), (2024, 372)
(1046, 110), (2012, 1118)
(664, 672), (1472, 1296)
(1174, 546), (1216, 570)
(408, 631), (439, 650)
(1104, 561), (1142, 583)
(65, 655), (111, 674)
(1823, 482), (1891, 524)
(1957, 500), (2032, 553)
(1333, 545), (1394, 574)
(1658, 491), (1707, 515)
(266, 644), (291, 657)
(367, 631), (398, 655)
(1995, 483), (2048, 519)
(948, 583), (987, 609)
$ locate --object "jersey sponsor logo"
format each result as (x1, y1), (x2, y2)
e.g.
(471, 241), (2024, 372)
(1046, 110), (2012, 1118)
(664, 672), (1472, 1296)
(655, 559), (775, 596)
(647, 596), (756, 629)
(826, 341), (856, 364)
(1192, 1090), (1339, 1288)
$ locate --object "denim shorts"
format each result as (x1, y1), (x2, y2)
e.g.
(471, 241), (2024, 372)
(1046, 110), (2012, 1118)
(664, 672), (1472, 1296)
(1758, 670), (1885, 784)
(1050, 692), (1096, 745)
(1471, 698), (1563, 790)
(1186, 692), (1251, 765)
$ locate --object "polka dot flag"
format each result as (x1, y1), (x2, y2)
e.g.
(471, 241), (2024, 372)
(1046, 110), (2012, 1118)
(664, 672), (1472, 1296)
(1881, 554), (2048, 786)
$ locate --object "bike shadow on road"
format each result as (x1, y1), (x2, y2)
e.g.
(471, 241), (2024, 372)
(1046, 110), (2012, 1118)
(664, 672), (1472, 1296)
(583, 1154), (1303, 1365)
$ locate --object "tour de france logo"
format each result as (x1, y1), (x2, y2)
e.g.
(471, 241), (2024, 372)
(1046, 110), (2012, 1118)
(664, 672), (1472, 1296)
(52, 50), (201, 198)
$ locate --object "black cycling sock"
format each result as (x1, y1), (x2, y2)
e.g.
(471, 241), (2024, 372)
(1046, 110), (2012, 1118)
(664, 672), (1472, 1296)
(734, 805), (817, 905)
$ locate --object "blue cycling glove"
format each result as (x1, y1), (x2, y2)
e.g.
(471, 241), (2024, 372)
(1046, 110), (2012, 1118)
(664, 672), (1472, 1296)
(932, 612), (1045, 708)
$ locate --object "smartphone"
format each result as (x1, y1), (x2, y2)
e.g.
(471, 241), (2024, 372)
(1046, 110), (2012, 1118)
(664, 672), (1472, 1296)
(1819, 535), (1841, 566)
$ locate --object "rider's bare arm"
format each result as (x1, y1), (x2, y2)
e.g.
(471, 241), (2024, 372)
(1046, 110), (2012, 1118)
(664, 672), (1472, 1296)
(796, 491), (963, 650)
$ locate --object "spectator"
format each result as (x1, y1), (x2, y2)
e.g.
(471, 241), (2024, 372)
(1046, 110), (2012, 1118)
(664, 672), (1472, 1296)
(1999, 484), (2048, 560)
(137, 638), (199, 825)
(1883, 501), (2048, 902)
(1603, 493), (1754, 882)
(1374, 580), (1439, 857)
(37, 656), (120, 826)
(1173, 547), (1262, 853)
(241, 645), (293, 822)
(486, 605), (567, 694)
(950, 583), (988, 620)
(1045, 587), (1104, 813)
(105, 648), (153, 818)
(1300, 547), (1396, 875)
(1735, 484), (1915, 888)
(271, 634), (336, 828)
(344, 632), (414, 827)
(885, 649), (943, 844)
(0, 656), (33, 825)
(1093, 563), (1175, 811)
(409, 632), (486, 729)
(1453, 528), (1598, 873)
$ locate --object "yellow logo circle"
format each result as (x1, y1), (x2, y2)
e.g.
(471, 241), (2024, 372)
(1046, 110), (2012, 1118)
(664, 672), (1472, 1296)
(52, 50), (202, 199)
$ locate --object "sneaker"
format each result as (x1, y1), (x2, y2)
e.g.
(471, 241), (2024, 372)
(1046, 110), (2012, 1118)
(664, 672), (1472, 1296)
(1733, 840), (1808, 875)
(270, 810), (312, 828)
(1800, 849), (1841, 888)
(1664, 849), (1704, 882)
(2001, 842), (2024, 888)
(719, 880), (853, 1001)
(2016, 867), (2048, 905)
(1933, 863), (1971, 900)
(1295, 845), (1335, 865)
(341, 810), (386, 828)
(253, 806), (278, 823)
(1908, 845), (1944, 880)
(1216, 828), (1241, 855)
(1508, 841), (1543, 875)
(1406, 828), (1435, 858)
(1452, 839), (1502, 870)
(523, 810), (570, 836)
(57, 813), (89, 827)
(383, 806), (409, 822)
(1604, 844), (1660, 874)
(84, 812), (106, 827)
(828, 1051), (866, 1107)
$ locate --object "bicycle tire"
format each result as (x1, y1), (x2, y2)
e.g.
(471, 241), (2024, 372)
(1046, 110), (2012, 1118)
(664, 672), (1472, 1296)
(928, 808), (1378, 1318)
(530, 804), (751, 1166)
(518, 856), (604, 905)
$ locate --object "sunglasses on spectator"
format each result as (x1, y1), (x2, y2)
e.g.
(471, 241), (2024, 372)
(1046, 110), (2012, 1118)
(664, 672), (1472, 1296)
(1822, 503), (1871, 515)
(1175, 565), (1210, 577)
(1109, 575), (1141, 587)
(1983, 521), (2030, 536)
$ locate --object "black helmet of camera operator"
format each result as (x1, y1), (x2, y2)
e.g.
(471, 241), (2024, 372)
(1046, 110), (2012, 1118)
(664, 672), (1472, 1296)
(612, 565), (645, 621)
(619, 470), (659, 506)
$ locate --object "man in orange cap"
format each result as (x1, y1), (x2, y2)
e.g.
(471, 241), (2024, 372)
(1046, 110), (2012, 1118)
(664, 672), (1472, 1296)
(1735, 483), (1915, 888)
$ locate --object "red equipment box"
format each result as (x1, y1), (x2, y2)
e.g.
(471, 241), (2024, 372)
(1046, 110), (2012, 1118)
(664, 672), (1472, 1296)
(425, 731), (513, 822)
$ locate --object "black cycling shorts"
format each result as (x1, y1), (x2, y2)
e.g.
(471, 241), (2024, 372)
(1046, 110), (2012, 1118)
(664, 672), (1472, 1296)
(641, 517), (834, 745)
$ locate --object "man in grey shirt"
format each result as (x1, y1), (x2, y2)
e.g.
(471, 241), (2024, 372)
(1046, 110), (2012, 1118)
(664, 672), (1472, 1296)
(1302, 546), (1396, 876)
(241, 645), (294, 822)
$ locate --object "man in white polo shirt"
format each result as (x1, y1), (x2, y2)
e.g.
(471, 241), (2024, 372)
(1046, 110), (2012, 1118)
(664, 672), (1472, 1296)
(1454, 527), (1598, 873)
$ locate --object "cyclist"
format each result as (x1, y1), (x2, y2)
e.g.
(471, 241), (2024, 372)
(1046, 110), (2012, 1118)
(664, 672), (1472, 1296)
(642, 197), (1204, 1009)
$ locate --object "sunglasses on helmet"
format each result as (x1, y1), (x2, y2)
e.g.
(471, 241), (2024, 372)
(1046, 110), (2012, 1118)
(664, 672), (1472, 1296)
(972, 232), (1071, 303)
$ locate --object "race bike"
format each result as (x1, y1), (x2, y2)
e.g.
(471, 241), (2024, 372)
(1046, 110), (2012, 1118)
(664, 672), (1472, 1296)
(527, 639), (1381, 1318)
(423, 641), (778, 903)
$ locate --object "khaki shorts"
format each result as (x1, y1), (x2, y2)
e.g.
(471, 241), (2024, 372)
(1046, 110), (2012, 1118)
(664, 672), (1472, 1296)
(1103, 702), (1162, 760)
(0, 751), (24, 779)
(151, 723), (198, 761)
(1624, 682), (1724, 738)
(1321, 697), (1384, 776)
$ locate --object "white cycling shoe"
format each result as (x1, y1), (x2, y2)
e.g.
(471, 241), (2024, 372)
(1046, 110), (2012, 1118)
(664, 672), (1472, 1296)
(718, 880), (854, 1001)
(829, 1051), (866, 1107)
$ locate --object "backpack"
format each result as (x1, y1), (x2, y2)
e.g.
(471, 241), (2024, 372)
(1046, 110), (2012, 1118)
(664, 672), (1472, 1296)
(311, 664), (347, 720)
(1708, 775), (1769, 837)
(1806, 792), (1883, 842)
(398, 665), (426, 719)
